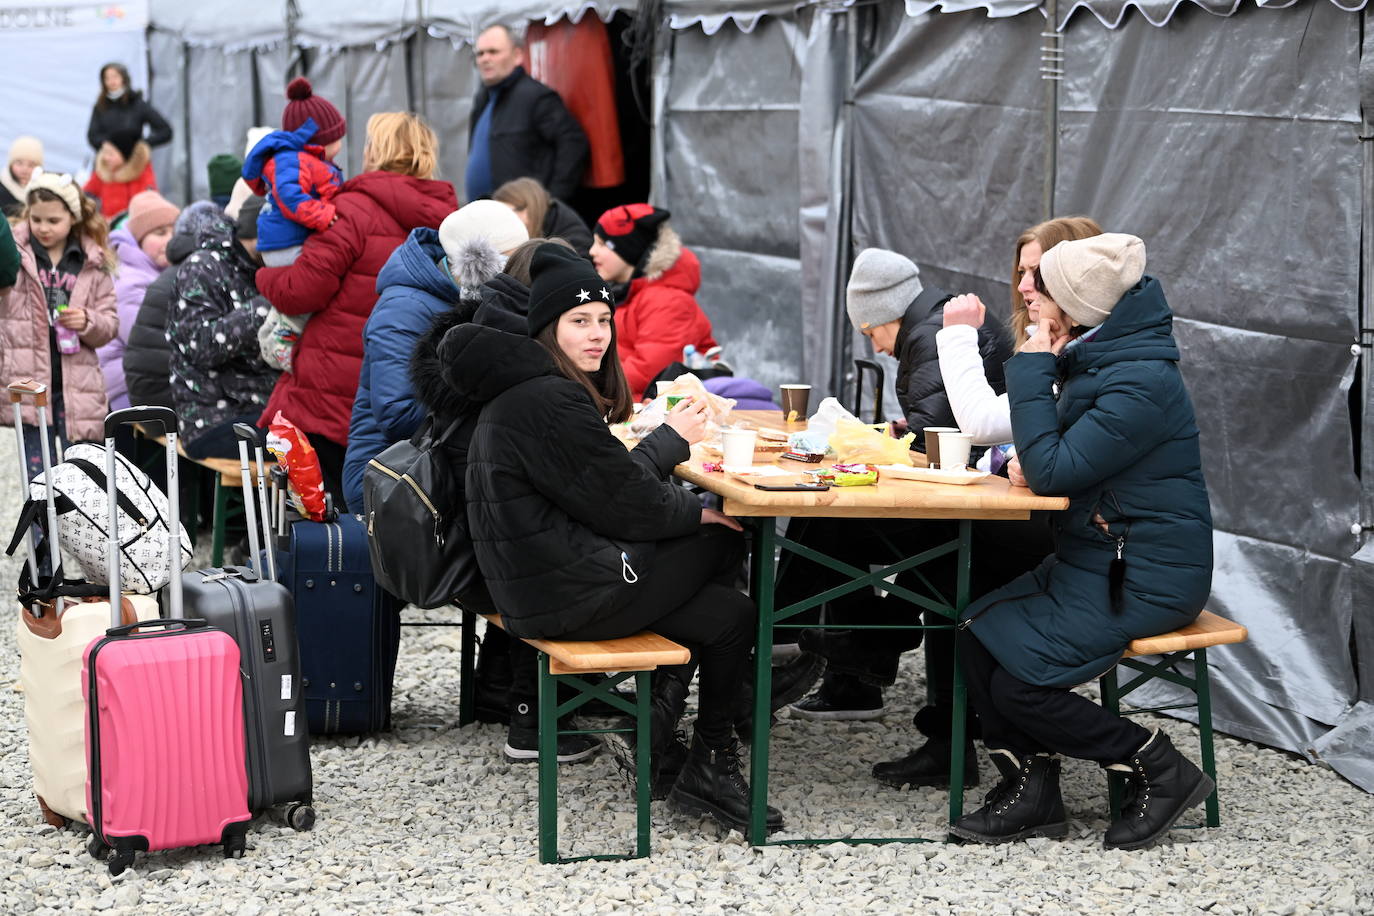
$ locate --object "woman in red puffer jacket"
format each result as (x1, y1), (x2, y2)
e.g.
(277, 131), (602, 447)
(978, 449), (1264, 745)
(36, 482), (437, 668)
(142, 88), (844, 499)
(256, 112), (458, 507)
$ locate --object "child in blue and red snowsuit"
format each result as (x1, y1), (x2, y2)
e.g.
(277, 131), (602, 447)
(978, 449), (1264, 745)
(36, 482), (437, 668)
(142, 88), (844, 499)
(242, 76), (345, 369)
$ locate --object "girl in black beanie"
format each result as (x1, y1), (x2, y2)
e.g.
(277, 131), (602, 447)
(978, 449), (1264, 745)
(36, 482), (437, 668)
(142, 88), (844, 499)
(447, 242), (782, 834)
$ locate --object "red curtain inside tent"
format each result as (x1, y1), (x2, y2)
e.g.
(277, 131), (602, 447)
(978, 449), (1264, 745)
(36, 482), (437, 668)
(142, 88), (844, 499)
(527, 16), (624, 190)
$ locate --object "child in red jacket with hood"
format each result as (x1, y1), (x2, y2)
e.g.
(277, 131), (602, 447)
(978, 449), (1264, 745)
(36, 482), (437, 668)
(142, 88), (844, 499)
(589, 204), (717, 401)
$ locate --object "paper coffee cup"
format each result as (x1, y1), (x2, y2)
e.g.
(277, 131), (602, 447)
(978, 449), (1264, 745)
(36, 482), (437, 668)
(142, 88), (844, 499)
(779, 384), (811, 421)
(922, 427), (959, 468)
(938, 432), (974, 472)
(721, 428), (758, 470)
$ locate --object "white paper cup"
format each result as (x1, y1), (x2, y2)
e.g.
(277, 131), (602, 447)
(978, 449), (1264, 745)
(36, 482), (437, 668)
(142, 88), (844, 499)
(937, 432), (974, 472)
(721, 428), (758, 470)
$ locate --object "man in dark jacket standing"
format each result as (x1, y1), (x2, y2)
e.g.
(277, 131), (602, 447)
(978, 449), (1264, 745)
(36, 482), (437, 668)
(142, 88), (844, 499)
(465, 24), (589, 203)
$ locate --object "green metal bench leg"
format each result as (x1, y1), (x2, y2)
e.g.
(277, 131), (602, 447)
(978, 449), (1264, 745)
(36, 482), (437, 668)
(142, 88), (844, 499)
(537, 653), (558, 864)
(210, 477), (230, 567)
(1195, 647), (1220, 827)
(634, 670), (652, 858)
(457, 609), (477, 727)
(1100, 667), (1125, 818)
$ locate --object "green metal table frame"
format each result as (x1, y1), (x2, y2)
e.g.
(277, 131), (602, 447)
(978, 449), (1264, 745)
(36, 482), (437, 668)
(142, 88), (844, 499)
(1099, 647), (1221, 828)
(746, 516), (973, 846)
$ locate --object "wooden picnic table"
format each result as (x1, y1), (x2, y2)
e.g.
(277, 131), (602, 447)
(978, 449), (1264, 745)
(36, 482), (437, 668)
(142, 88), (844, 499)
(674, 408), (1068, 846)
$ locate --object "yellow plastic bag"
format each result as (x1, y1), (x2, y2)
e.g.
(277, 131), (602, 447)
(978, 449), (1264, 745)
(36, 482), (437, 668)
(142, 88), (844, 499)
(828, 417), (916, 466)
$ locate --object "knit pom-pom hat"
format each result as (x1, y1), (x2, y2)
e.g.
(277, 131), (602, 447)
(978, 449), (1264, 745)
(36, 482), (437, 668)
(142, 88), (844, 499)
(282, 77), (346, 146)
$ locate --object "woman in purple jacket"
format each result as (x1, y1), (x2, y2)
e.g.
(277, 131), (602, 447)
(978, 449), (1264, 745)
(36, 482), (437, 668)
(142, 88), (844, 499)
(97, 190), (179, 412)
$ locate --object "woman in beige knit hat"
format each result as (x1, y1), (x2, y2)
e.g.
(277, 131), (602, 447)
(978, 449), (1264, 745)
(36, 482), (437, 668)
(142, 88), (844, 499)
(953, 232), (1216, 852)
(0, 136), (44, 218)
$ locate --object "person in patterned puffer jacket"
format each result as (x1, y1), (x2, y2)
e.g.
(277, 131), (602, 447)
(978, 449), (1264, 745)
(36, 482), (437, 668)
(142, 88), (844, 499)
(166, 198), (278, 459)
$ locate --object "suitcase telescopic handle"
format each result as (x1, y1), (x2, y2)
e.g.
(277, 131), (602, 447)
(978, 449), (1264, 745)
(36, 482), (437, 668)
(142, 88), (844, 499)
(233, 426), (264, 579)
(7, 379), (48, 407)
(106, 617), (209, 638)
(104, 406), (183, 626)
(104, 406), (176, 439)
(235, 424), (278, 582)
(10, 379), (60, 604)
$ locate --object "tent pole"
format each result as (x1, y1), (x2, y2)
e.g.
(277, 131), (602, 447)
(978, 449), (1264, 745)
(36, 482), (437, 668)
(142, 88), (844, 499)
(1041, 0), (1061, 220)
(1361, 12), (1373, 533)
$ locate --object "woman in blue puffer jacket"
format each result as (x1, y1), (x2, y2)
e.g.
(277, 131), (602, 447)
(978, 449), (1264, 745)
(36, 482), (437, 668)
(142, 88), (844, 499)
(951, 233), (1214, 852)
(341, 201), (527, 509)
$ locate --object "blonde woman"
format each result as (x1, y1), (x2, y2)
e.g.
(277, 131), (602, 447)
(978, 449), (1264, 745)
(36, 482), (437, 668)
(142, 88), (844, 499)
(936, 216), (1103, 447)
(256, 112), (458, 507)
(491, 177), (592, 257)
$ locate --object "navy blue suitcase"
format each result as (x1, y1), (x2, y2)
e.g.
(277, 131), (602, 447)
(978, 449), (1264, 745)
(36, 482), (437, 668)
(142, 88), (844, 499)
(274, 513), (401, 734)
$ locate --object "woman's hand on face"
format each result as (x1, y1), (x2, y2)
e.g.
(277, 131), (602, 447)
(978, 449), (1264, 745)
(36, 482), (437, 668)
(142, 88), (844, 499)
(1007, 456), (1028, 489)
(1020, 316), (1072, 355)
(943, 294), (986, 329)
(701, 507), (743, 531)
(663, 397), (710, 445)
(57, 308), (88, 331)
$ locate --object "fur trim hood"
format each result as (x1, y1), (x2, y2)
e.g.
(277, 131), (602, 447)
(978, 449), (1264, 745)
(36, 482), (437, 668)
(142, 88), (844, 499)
(94, 140), (152, 184)
(640, 223), (683, 282)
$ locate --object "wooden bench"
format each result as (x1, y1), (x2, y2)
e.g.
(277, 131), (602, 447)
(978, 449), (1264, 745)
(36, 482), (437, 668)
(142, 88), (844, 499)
(464, 612), (690, 864)
(1101, 610), (1248, 827)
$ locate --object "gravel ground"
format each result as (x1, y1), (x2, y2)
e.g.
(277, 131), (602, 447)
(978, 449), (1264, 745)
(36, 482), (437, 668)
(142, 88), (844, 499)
(1, 443), (1372, 914)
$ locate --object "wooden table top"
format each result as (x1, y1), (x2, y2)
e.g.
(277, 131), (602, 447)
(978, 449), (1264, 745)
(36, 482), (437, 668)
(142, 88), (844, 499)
(674, 409), (1069, 520)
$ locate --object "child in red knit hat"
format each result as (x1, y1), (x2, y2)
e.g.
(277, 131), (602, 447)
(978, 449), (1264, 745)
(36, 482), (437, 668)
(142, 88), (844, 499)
(242, 76), (347, 369)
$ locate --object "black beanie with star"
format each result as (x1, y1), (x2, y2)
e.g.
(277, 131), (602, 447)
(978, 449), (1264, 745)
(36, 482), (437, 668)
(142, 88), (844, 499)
(526, 242), (616, 338)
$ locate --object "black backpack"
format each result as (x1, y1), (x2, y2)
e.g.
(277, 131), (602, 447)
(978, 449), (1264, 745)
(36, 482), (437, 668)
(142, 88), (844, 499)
(362, 415), (481, 609)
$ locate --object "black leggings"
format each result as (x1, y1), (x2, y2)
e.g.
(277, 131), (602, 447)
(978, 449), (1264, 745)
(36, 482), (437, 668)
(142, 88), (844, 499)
(960, 632), (1147, 765)
(553, 525), (754, 748)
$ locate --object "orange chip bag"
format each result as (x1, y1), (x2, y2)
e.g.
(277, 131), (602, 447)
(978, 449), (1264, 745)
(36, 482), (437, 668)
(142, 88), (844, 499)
(266, 411), (328, 522)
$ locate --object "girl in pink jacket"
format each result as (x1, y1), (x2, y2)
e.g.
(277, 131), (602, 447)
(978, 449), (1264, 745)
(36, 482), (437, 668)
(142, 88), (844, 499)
(0, 172), (118, 478)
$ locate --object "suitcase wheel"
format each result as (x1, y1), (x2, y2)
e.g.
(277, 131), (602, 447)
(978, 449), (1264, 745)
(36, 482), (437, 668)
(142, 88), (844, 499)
(285, 802), (317, 832)
(108, 849), (135, 876)
(223, 836), (247, 859)
(87, 837), (111, 861)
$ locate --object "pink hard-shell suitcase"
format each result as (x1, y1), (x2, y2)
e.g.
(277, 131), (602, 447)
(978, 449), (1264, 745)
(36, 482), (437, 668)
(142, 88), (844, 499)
(82, 407), (251, 875)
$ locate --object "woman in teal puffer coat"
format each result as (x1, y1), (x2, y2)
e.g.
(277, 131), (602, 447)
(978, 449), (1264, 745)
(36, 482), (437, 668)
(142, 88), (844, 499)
(951, 233), (1215, 852)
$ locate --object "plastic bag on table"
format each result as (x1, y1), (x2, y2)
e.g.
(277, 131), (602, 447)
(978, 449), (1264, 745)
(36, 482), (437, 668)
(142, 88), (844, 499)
(630, 372), (736, 440)
(829, 416), (916, 466)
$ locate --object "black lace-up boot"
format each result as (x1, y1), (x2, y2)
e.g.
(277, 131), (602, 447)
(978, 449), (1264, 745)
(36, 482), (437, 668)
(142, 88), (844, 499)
(619, 670), (691, 799)
(1103, 729), (1214, 851)
(948, 749), (1068, 844)
(669, 734), (783, 834)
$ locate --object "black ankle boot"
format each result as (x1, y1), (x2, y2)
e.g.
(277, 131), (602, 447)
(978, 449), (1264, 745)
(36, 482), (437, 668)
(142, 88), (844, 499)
(472, 638), (513, 725)
(619, 672), (691, 798)
(872, 736), (980, 790)
(1103, 729), (1214, 851)
(669, 734), (783, 834)
(948, 749), (1068, 844)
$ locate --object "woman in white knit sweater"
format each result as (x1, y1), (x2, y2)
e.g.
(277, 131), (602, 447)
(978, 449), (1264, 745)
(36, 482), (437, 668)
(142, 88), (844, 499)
(936, 216), (1103, 472)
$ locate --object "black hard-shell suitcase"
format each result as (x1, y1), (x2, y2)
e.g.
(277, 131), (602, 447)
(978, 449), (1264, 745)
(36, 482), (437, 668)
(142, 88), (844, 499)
(175, 426), (314, 829)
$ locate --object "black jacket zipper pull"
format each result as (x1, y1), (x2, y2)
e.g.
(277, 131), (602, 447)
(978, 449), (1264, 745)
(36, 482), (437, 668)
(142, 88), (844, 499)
(1108, 536), (1126, 614)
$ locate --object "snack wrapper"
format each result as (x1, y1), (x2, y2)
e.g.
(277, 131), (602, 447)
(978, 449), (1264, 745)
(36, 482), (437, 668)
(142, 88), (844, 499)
(815, 463), (880, 487)
(829, 417), (916, 466)
(266, 411), (329, 521)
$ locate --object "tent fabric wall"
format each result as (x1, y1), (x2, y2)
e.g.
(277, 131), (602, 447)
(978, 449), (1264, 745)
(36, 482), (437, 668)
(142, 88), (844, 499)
(657, 18), (807, 392)
(1052, 2), (1364, 781)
